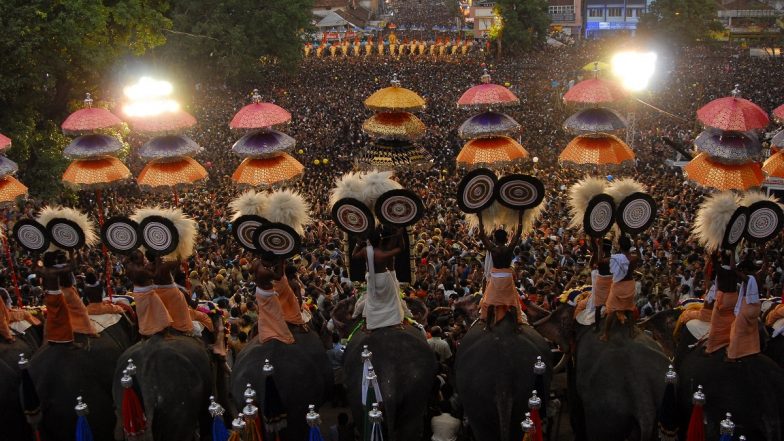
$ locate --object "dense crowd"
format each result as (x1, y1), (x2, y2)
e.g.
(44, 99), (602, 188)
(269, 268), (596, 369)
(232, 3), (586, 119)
(2, 29), (784, 440)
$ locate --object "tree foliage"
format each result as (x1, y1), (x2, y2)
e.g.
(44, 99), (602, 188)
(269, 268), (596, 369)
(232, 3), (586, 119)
(638, 0), (723, 45)
(491, 0), (551, 53)
(160, 0), (315, 83)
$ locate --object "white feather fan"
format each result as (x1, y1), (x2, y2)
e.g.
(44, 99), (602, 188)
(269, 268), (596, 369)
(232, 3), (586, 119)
(229, 190), (268, 221)
(132, 206), (197, 261)
(606, 178), (646, 205)
(261, 189), (312, 235)
(692, 192), (740, 253)
(329, 172), (365, 208)
(568, 177), (608, 230)
(465, 200), (546, 234)
(359, 170), (402, 210)
(36, 206), (98, 250)
(741, 190), (784, 208)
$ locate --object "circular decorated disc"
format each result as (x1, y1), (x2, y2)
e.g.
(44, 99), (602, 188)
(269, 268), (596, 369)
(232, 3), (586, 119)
(495, 174), (545, 210)
(252, 222), (301, 258)
(583, 194), (615, 237)
(46, 218), (86, 250)
(616, 192), (657, 235)
(375, 189), (424, 227)
(722, 206), (748, 249)
(745, 200), (784, 244)
(138, 215), (179, 255)
(457, 168), (497, 213)
(13, 219), (50, 253)
(332, 198), (375, 235)
(101, 217), (141, 254)
(232, 215), (267, 252)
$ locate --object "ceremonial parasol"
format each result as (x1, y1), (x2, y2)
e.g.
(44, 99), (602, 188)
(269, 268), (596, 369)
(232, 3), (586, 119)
(458, 111), (521, 139)
(61, 93), (122, 135)
(358, 142), (433, 170)
(62, 157), (131, 190)
(232, 130), (297, 158)
(364, 75), (426, 112)
(0, 176), (27, 202)
(127, 109), (197, 134)
(362, 112), (426, 141)
(696, 86), (769, 132)
(772, 130), (784, 149)
(563, 78), (626, 105)
(230, 89), (291, 130)
(774, 104), (784, 124)
(457, 70), (519, 108)
(0, 132), (27, 307)
(582, 61), (610, 72)
(558, 134), (635, 166)
(64, 134), (124, 159)
(456, 136), (529, 169)
(563, 107), (627, 135)
(231, 154), (304, 187)
(0, 133), (11, 153)
(763, 151), (784, 178)
(693, 129), (761, 162)
(139, 135), (202, 161)
(0, 157), (19, 178)
(684, 153), (763, 191)
(137, 156), (208, 191)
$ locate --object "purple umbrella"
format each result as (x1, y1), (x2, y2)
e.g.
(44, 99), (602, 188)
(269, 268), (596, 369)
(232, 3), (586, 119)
(0, 156), (18, 178)
(772, 130), (784, 149)
(232, 130), (296, 158)
(64, 134), (123, 159)
(694, 129), (762, 163)
(458, 112), (521, 140)
(563, 107), (627, 135)
(138, 135), (202, 161)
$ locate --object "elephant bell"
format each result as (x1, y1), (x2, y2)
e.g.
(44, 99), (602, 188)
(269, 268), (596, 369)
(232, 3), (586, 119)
(533, 356), (546, 375)
(720, 413), (735, 435)
(208, 396), (225, 417)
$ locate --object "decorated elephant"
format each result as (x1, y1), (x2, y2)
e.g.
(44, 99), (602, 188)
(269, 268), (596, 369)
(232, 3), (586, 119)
(455, 313), (552, 441)
(533, 303), (670, 441)
(1, 334), (40, 441)
(230, 325), (333, 441)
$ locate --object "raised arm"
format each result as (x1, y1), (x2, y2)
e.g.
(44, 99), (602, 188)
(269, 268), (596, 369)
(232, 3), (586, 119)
(476, 212), (493, 251)
(509, 210), (524, 248)
(352, 238), (368, 261)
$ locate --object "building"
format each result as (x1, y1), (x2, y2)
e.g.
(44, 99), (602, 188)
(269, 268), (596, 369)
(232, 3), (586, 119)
(584, 0), (647, 37)
(549, 0), (583, 36)
(716, 0), (783, 40)
(468, 1), (497, 38)
(313, 0), (380, 19)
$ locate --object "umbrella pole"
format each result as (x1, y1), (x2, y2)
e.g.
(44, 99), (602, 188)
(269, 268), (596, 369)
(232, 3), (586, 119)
(2, 225), (22, 307)
(173, 189), (179, 207)
(96, 190), (113, 300)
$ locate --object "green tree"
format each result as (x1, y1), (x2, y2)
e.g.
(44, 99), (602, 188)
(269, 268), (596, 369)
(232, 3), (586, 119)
(491, 0), (551, 54)
(0, 0), (170, 197)
(160, 0), (315, 83)
(638, 0), (723, 45)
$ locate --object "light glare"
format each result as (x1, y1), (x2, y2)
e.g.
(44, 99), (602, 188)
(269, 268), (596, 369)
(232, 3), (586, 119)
(611, 51), (657, 92)
(123, 99), (180, 117)
(123, 77), (173, 101)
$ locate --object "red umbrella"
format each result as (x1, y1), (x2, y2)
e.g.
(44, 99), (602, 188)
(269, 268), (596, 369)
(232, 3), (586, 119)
(458, 70), (519, 108)
(773, 104), (784, 124)
(563, 78), (626, 105)
(127, 109), (197, 134)
(696, 86), (769, 131)
(230, 89), (291, 130)
(0, 133), (11, 152)
(61, 93), (122, 135)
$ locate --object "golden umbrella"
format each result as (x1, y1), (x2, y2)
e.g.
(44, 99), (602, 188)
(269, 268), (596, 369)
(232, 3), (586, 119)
(684, 153), (763, 191)
(231, 153), (304, 188)
(763, 151), (784, 178)
(0, 176), (27, 205)
(559, 134), (634, 166)
(364, 75), (426, 112)
(362, 112), (426, 141)
(456, 136), (529, 169)
(62, 156), (131, 190)
(137, 156), (208, 191)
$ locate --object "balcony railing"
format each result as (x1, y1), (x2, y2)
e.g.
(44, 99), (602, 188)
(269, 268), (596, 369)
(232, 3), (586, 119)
(718, 9), (783, 18)
(549, 12), (576, 22)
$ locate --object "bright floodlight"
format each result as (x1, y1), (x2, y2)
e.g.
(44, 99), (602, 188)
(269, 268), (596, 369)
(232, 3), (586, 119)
(123, 99), (180, 117)
(611, 51), (657, 92)
(123, 77), (173, 101)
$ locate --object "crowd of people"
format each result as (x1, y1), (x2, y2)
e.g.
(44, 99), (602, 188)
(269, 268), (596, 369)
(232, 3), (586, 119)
(2, 14), (784, 440)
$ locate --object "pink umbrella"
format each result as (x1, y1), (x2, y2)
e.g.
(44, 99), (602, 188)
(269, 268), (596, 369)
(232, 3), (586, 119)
(230, 89), (291, 130)
(773, 103), (784, 124)
(563, 78), (626, 105)
(457, 71), (519, 108)
(61, 93), (122, 135)
(697, 86), (769, 132)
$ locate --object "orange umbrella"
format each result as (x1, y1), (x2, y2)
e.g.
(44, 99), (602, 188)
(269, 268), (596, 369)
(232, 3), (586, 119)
(559, 134), (634, 166)
(364, 75), (426, 112)
(0, 176), (27, 204)
(763, 151), (784, 178)
(231, 153), (304, 188)
(62, 157), (131, 190)
(362, 112), (426, 141)
(137, 156), (207, 190)
(684, 153), (763, 191)
(456, 136), (529, 169)
(127, 110), (197, 134)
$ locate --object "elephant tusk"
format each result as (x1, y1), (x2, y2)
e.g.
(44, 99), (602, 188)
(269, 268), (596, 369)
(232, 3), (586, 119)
(553, 352), (570, 373)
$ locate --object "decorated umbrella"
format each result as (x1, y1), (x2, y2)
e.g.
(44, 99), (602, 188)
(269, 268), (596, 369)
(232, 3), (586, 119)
(774, 104), (784, 124)
(693, 129), (762, 162)
(358, 142), (433, 170)
(696, 86), (769, 132)
(772, 130), (784, 150)
(457, 70), (519, 108)
(763, 151), (784, 178)
(362, 112), (425, 141)
(458, 111), (521, 139)
(563, 107), (627, 135)
(563, 78), (626, 105)
(558, 134), (634, 167)
(684, 153), (764, 191)
(456, 136), (529, 169)
(127, 109), (197, 134)
(229, 89), (291, 130)
(137, 157), (208, 195)
(139, 135), (202, 161)
(232, 130), (296, 157)
(0, 133), (27, 306)
(61, 94), (130, 298)
(0, 133), (12, 153)
(581, 61), (610, 72)
(231, 154), (304, 188)
(364, 75), (426, 112)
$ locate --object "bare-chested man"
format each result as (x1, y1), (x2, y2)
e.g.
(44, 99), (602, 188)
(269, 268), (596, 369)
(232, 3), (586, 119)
(127, 250), (172, 337)
(254, 251), (295, 344)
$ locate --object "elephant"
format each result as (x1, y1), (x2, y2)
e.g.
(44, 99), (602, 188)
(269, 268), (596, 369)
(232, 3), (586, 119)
(533, 303), (670, 441)
(230, 325), (333, 441)
(331, 296), (437, 441)
(28, 314), (134, 441)
(1, 333), (40, 441)
(641, 309), (784, 440)
(113, 334), (213, 441)
(455, 313), (552, 441)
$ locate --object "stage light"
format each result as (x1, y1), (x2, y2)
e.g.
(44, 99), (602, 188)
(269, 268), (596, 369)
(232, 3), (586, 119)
(611, 51), (657, 92)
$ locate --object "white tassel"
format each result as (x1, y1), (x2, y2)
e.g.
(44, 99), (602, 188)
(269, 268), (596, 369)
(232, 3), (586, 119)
(568, 177), (607, 230)
(359, 170), (402, 210)
(261, 190), (312, 235)
(229, 190), (268, 221)
(330, 172), (365, 208)
(692, 192), (740, 253)
(132, 207), (197, 261)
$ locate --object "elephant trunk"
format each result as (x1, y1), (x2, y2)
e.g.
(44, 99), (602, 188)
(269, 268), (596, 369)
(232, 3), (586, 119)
(495, 389), (514, 441)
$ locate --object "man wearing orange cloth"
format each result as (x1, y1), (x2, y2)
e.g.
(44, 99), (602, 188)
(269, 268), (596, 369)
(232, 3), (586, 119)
(83, 271), (125, 315)
(601, 235), (638, 340)
(40, 251), (75, 343)
(254, 252), (295, 345)
(127, 250), (172, 337)
(476, 211), (526, 328)
(272, 263), (307, 329)
(56, 251), (97, 338)
(148, 251), (193, 334)
(575, 239), (614, 331)
(705, 251), (741, 354)
(727, 258), (764, 361)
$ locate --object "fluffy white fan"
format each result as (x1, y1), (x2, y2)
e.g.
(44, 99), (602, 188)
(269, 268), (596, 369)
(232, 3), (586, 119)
(692, 192), (740, 253)
(229, 190), (268, 221)
(132, 207), (197, 261)
(261, 189), (312, 235)
(568, 177), (608, 230)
